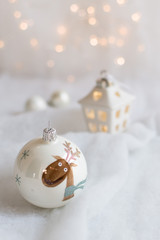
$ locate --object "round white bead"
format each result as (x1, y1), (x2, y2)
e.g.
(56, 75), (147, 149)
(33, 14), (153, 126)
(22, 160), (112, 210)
(49, 91), (70, 107)
(25, 95), (47, 111)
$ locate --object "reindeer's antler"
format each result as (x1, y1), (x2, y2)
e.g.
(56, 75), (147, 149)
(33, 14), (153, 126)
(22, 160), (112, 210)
(68, 148), (81, 163)
(63, 141), (80, 163)
(63, 141), (72, 161)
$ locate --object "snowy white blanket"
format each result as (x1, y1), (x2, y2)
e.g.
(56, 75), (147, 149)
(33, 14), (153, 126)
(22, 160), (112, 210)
(0, 107), (159, 240)
(0, 76), (160, 240)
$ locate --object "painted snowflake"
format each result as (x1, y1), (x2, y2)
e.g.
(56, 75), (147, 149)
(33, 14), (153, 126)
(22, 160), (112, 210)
(15, 174), (21, 186)
(20, 150), (30, 160)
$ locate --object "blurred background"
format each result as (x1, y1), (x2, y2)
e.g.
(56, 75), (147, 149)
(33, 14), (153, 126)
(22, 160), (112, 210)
(0, 0), (159, 119)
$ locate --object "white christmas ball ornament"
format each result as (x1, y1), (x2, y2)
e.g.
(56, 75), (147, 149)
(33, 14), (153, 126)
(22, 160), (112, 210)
(14, 127), (87, 208)
(25, 95), (47, 111)
(49, 91), (70, 107)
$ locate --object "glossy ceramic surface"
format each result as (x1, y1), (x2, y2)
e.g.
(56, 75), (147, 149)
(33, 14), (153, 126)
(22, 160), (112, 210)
(14, 135), (87, 208)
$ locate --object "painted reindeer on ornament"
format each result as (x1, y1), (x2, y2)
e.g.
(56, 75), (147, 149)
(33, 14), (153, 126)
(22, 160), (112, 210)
(42, 141), (86, 201)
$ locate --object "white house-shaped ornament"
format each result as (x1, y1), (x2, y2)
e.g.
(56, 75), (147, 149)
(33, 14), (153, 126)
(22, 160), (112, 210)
(79, 74), (135, 134)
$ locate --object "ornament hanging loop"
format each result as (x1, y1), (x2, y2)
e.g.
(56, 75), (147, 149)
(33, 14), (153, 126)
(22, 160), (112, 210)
(43, 123), (57, 142)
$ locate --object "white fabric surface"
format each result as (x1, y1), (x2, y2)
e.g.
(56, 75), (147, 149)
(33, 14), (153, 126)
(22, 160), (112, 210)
(1, 76), (160, 240)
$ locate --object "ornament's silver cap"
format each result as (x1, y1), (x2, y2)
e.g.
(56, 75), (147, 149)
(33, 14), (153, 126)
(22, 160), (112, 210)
(43, 127), (57, 142)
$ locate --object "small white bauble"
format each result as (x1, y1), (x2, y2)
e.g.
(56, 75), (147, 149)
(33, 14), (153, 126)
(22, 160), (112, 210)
(25, 95), (47, 111)
(14, 127), (87, 208)
(49, 91), (70, 107)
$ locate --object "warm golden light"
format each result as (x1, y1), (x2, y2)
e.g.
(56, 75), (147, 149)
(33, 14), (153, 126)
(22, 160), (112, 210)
(14, 11), (21, 19)
(93, 91), (102, 101)
(116, 110), (121, 118)
(88, 122), (97, 132)
(115, 125), (119, 131)
(99, 125), (108, 132)
(30, 38), (38, 47)
(9, 0), (16, 3)
(125, 105), (130, 113)
(98, 111), (107, 122)
(57, 25), (67, 35)
(123, 120), (127, 128)
(103, 4), (111, 12)
(99, 38), (107, 46)
(131, 12), (141, 22)
(115, 57), (125, 66)
(115, 92), (120, 97)
(46, 60), (55, 68)
(85, 109), (95, 119)
(19, 21), (28, 31)
(90, 36), (98, 46)
(117, 0), (126, 5)
(0, 41), (5, 49)
(88, 17), (97, 25)
(70, 4), (79, 13)
(54, 44), (64, 53)
(119, 26), (128, 36)
(87, 6), (95, 14)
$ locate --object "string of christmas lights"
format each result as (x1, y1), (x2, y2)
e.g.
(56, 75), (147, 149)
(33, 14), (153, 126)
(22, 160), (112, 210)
(0, 0), (145, 80)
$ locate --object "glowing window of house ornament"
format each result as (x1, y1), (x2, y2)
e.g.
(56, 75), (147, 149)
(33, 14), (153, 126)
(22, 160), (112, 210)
(115, 57), (125, 66)
(14, 11), (21, 19)
(70, 4), (79, 13)
(90, 36), (98, 46)
(125, 105), (130, 113)
(98, 111), (107, 122)
(123, 120), (127, 128)
(46, 60), (55, 68)
(57, 25), (67, 35)
(118, 26), (128, 36)
(138, 44), (145, 52)
(116, 39), (124, 47)
(116, 0), (126, 5)
(85, 109), (95, 119)
(99, 38), (107, 46)
(93, 91), (102, 101)
(103, 4), (111, 12)
(116, 110), (120, 118)
(55, 44), (64, 53)
(115, 125), (119, 131)
(88, 17), (97, 25)
(19, 21), (28, 31)
(108, 36), (116, 45)
(30, 38), (38, 48)
(99, 125), (108, 132)
(88, 122), (97, 132)
(87, 6), (95, 14)
(131, 12), (141, 22)
(115, 92), (120, 97)
(0, 41), (5, 49)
